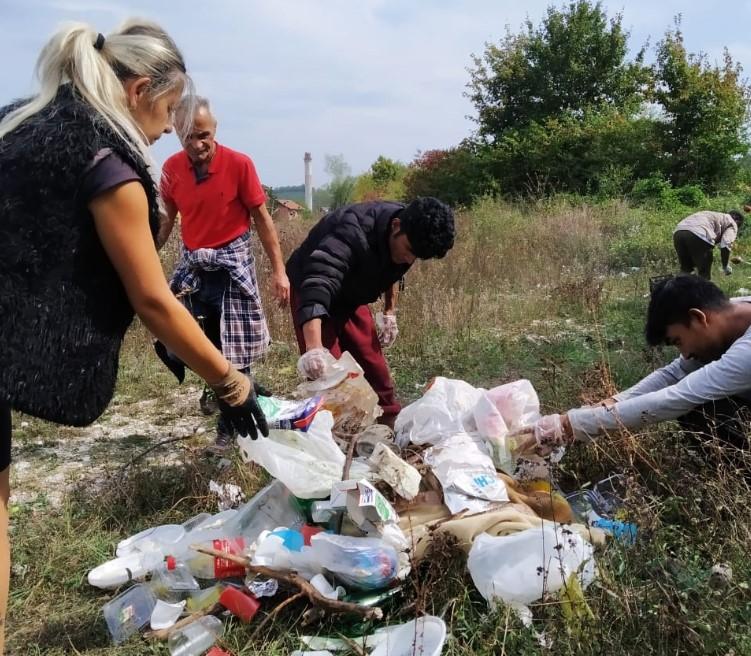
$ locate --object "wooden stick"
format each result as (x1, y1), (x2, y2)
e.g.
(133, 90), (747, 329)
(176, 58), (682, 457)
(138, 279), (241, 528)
(191, 545), (383, 620)
(145, 602), (221, 641)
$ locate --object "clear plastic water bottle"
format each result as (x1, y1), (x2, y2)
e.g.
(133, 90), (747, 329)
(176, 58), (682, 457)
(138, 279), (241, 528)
(168, 615), (223, 656)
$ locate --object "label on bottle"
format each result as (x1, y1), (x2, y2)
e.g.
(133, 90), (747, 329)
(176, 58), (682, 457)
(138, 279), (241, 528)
(212, 538), (247, 578)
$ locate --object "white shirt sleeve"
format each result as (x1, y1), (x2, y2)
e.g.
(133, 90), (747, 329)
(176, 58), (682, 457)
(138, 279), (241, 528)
(569, 330), (751, 440)
(613, 356), (701, 401)
(719, 222), (738, 250)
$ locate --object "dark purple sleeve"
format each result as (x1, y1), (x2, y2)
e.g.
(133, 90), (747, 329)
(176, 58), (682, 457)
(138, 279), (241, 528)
(80, 149), (142, 204)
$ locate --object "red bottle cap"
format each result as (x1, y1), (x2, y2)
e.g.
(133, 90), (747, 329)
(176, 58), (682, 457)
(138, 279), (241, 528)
(301, 524), (324, 546)
(165, 556), (176, 570)
(219, 586), (260, 623)
(207, 648), (234, 656)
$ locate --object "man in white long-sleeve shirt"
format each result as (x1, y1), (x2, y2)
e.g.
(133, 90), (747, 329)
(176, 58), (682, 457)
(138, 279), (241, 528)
(673, 210), (744, 280)
(522, 275), (751, 457)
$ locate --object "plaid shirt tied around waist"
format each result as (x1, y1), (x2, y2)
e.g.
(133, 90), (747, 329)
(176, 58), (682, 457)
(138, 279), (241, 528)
(170, 232), (270, 369)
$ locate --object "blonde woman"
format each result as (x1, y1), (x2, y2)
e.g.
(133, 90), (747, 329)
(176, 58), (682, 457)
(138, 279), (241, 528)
(0, 20), (268, 649)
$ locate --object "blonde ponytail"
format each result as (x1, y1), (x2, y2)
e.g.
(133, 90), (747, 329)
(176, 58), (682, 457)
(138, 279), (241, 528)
(0, 18), (192, 168)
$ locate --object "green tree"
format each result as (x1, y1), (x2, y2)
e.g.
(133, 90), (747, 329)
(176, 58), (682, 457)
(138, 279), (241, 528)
(654, 23), (750, 191)
(467, 0), (648, 140)
(370, 156), (405, 186)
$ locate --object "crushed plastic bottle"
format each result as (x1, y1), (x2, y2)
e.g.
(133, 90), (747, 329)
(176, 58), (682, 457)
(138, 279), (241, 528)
(225, 480), (305, 544)
(257, 395), (324, 432)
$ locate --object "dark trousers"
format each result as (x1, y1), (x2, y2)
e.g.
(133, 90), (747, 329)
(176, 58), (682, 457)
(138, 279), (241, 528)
(183, 270), (246, 435)
(678, 397), (751, 461)
(674, 230), (714, 280)
(290, 290), (401, 423)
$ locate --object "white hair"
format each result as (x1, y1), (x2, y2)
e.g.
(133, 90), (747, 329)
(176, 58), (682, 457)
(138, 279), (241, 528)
(0, 18), (193, 167)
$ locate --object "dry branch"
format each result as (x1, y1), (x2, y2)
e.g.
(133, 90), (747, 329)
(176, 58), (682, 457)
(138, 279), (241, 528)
(191, 545), (383, 620)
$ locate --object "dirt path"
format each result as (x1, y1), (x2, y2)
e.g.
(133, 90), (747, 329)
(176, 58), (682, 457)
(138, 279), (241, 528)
(9, 386), (214, 507)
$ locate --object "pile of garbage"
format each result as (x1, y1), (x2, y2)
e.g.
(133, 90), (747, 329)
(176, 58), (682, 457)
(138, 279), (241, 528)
(87, 352), (635, 655)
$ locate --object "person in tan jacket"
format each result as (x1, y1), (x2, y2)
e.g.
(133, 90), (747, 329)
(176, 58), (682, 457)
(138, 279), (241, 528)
(673, 209), (744, 279)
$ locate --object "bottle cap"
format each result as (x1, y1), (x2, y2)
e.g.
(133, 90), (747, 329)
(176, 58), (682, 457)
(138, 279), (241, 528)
(165, 556), (176, 570)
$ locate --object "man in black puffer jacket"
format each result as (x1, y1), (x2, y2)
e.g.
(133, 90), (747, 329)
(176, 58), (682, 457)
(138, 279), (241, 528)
(286, 197), (455, 426)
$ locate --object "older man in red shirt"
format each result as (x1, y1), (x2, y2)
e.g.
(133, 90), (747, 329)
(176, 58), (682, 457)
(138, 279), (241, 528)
(159, 96), (289, 449)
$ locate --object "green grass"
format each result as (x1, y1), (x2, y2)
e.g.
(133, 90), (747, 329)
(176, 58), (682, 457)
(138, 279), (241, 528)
(8, 195), (751, 654)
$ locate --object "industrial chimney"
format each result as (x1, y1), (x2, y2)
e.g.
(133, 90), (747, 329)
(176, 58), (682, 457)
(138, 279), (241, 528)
(304, 152), (313, 211)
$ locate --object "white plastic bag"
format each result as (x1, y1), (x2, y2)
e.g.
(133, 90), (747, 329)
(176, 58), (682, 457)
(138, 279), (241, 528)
(237, 411), (343, 499)
(395, 377), (483, 446)
(423, 432), (509, 514)
(467, 525), (596, 616)
(486, 379), (540, 430)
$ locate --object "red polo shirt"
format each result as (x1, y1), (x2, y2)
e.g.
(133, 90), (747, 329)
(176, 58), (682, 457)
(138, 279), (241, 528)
(161, 143), (267, 250)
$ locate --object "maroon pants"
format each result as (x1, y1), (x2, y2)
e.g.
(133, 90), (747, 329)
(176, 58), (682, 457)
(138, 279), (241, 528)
(291, 290), (401, 421)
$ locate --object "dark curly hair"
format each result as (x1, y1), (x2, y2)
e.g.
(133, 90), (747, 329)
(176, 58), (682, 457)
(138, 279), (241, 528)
(645, 274), (729, 346)
(397, 197), (455, 259)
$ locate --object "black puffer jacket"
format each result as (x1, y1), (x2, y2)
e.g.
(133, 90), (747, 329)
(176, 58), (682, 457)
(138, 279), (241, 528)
(0, 86), (160, 425)
(287, 201), (410, 325)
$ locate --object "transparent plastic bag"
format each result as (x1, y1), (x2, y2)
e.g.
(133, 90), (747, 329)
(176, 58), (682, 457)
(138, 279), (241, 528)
(486, 379), (540, 431)
(295, 352), (381, 433)
(237, 411), (344, 499)
(309, 533), (398, 591)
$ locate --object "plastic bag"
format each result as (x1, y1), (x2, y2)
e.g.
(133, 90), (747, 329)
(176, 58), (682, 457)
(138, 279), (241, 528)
(423, 432), (509, 513)
(394, 377), (483, 446)
(237, 411), (343, 499)
(467, 525), (596, 616)
(295, 352), (381, 433)
(486, 379), (540, 430)
(309, 532), (398, 591)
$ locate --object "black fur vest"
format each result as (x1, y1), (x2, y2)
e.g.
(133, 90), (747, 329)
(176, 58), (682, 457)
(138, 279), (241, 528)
(0, 85), (160, 425)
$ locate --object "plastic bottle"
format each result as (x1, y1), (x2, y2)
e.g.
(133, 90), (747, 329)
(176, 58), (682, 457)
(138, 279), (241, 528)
(89, 550), (164, 589)
(168, 615), (223, 656)
(151, 556), (200, 601)
(184, 537), (248, 580)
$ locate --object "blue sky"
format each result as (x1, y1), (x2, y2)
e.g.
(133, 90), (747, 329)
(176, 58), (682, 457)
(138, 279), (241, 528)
(2, 0), (750, 186)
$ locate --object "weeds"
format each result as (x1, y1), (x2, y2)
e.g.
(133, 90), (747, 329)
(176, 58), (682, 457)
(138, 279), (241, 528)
(7, 197), (751, 654)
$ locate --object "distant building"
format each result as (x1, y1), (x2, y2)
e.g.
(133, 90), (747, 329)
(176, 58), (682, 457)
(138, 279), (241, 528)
(273, 198), (305, 221)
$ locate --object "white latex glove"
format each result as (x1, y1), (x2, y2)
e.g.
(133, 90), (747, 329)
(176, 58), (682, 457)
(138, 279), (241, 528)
(297, 348), (330, 380)
(516, 414), (569, 457)
(723, 265), (733, 276)
(377, 312), (399, 348)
